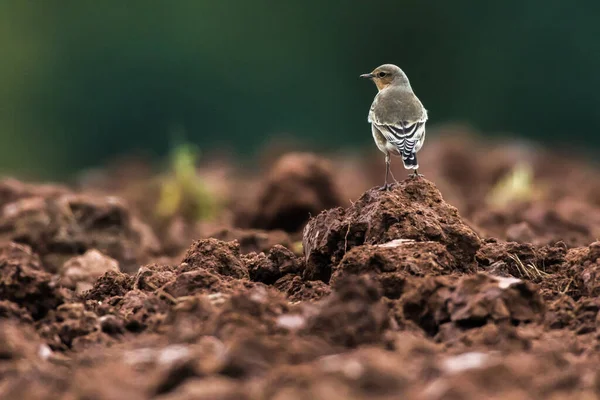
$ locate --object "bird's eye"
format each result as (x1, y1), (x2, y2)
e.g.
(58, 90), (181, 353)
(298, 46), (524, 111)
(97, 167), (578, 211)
(377, 72), (386, 78)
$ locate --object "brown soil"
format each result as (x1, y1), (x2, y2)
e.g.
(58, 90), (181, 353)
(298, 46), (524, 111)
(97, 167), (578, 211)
(235, 152), (343, 232)
(2, 133), (600, 399)
(303, 178), (481, 282)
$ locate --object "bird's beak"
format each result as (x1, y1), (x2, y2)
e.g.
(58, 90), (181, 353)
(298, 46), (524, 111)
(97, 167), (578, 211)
(360, 73), (375, 79)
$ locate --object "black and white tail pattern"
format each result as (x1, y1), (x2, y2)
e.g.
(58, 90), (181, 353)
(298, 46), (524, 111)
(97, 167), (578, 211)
(402, 151), (418, 169)
(376, 120), (425, 170)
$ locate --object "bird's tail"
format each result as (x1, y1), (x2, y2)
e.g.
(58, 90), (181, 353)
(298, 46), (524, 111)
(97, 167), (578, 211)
(402, 152), (419, 169)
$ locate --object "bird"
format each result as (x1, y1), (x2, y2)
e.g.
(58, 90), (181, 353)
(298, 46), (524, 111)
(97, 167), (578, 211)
(360, 64), (428, 190)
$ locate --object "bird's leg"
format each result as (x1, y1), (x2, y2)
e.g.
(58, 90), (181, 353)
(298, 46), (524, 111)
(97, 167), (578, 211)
(378, 154), (392, 191)
(389, 167), (399, 184)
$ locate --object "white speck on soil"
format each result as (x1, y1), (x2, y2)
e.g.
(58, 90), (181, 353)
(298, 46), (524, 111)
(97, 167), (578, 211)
(442, 352), (490, 374)
(207, 292), (228, 306)
(158, 345), (190, 365)
(377, 239), (416, 248)
(320, 355), (364, 380)
(124, 348), (155, 365)
(250, 288), (268, 302)
(276, 314), (306, 330)
(494, 276), (522, 289)
(38, 344), (52, 360)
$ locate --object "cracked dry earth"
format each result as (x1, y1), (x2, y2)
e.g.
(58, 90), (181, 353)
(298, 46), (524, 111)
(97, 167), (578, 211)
(2, 168), (600, 399)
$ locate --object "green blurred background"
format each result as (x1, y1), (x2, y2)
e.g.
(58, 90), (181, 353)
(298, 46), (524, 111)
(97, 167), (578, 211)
(2, 1), (599, 178)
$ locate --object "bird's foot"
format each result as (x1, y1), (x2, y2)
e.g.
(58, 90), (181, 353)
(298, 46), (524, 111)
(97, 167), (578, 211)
(410, 172), (424, 179)
(377, 183), (392, 191)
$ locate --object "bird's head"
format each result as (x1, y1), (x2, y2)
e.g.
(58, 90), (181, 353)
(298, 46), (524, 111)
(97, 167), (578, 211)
(360, 64), (410, 91)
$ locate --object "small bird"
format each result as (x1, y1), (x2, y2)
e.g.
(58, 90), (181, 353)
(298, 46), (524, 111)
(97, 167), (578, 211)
(361, 64), (428, 190)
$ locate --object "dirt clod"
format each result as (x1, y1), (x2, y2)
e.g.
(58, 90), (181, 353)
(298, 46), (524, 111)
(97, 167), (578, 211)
(211, 227), (293, 255)
(0, 188), (159, 273)
(303, 179), (481, 282)
(332, 240), (454, 298)
(60, 249), (120, 294)
(245, 244), (302, 284)
(448, 273), (545, 326)
(274, 274), (332, 302)
(37, 303), (104, 350)
(304, 275), (390, 348)
(85, 270), (134, 301)
(565, 241), (600, 297)
(0, 242), (64, 319)
(238, 152), (343, 233)
(181, 239), (247, 279)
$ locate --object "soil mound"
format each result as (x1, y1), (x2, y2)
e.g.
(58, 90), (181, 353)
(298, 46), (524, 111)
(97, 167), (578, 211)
(303, 178), (481, 282)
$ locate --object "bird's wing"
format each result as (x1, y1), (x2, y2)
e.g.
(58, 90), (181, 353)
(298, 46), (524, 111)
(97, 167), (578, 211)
(369, 89), (427, 150)
(375, 120), (425, 144)
(370, 110), (427, 151)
